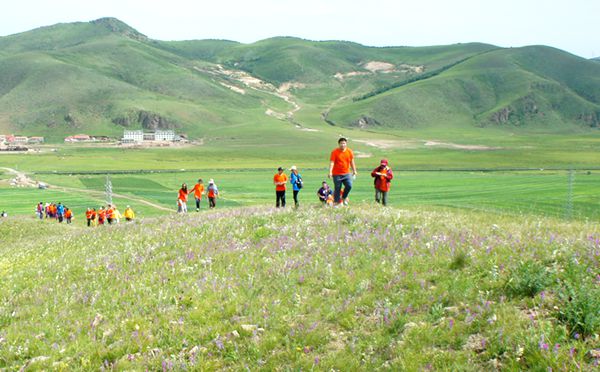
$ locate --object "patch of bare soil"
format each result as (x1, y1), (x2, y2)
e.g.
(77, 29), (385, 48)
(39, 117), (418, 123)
(363, 61), (396, 73)
(424, 141), (501, 151)
(354, 139), (421, 149)
(0, 167), (39, 188)
(334, 61), (425, 80)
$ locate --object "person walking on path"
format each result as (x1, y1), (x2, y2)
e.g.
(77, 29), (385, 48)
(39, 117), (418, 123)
(289, 165), (303, 208)
(273, 167), (287, 208)
(207, 179), (219, 208)
(177, 183), (189, 213)
(124, 206), (135, 221)
(106, 204), (115, 224)
(64, 208), (73, 224)
(371, 159), (394, 206)
(56, 202), (65, 223)
(86, 208), (94, 227)
(36, 202), (44, 220)
(98, 206), (106, 225)
(328, 137), (357, 206)
(190, 179), (205, 212)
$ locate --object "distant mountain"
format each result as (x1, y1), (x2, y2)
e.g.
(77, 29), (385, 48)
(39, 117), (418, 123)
(0, 18), (599, 142)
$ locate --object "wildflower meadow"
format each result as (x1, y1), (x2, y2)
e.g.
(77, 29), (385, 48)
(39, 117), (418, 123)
(0, 204), (598, 370)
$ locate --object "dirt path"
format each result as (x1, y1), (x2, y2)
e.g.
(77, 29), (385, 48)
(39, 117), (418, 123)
(1, 167), (173, 212)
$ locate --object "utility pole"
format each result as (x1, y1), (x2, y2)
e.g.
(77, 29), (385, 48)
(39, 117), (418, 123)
(565, 169), (574, 220)
(105, 175), (113, 205)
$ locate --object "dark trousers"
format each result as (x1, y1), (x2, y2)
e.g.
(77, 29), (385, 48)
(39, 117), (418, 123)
(276, 190), (286, 207)
(195, 197), (201, 210)
(209, 197), (216, 208)
(375, 189), (388, 206)
(333, 174), (353, 204)
(293, 190), (299, 207)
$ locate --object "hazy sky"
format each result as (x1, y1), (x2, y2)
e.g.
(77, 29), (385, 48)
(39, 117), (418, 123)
(1, 0), (598, 58)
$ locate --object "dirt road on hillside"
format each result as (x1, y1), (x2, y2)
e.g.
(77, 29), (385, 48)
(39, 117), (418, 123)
(0, 167), (173, 212)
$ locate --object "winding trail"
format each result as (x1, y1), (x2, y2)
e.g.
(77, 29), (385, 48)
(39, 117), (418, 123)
(1, 167), (173, 212)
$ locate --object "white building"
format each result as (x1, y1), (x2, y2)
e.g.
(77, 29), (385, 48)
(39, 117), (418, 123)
(122, 130), (144, 143)
(154, 130), (175, 141)
(123, 130), (176, 142)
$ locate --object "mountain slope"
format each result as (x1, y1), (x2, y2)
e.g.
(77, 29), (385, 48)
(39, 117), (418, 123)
(0, 19), (290, 140)
(326, 46), (600, 131)
(0, 18), (599, 142)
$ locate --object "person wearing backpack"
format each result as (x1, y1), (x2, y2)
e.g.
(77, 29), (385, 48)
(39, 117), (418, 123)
(289, 165), (303, 208)
(207, 179), (219, 208)
(371, 159), (394, 206)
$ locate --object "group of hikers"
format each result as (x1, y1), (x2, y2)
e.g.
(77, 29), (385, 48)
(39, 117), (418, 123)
(33, 202), (135, 226)
(19, 138), (392, 224)
(177, 178), (219, 213)
(35, 202), (74, 223)
(83, 204), (136, 226)
(272, 137), (394, 208)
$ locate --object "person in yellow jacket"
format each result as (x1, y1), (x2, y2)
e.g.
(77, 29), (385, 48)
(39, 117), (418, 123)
(124, 205), (135, 222)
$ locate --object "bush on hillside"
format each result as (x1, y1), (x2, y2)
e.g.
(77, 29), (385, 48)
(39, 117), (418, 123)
(504, 260), (553, 298)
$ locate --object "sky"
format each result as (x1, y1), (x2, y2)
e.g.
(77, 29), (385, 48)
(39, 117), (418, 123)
(1, 0), (598, 58)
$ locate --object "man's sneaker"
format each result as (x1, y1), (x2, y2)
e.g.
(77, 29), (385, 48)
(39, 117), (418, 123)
(343, 199), (349, 206)
(196, 208), (200, 212)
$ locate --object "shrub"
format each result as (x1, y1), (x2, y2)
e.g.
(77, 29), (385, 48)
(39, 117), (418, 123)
(504, 260), (552, 298)
(449, 251), (469, 270)
(556, 280), (600, 338)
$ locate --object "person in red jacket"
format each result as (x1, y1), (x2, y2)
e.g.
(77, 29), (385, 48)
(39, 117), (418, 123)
(371, 159), (394, 206)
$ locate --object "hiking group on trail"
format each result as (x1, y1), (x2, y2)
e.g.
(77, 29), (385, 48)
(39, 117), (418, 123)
(272, 137), (393, 208)
(12, 137), (394, 223)
(83, 204), (132, 226)
(36, 201), (74, 224)
(177, 178), (219, 213)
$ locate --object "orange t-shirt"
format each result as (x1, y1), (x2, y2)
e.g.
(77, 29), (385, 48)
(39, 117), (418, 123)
(273, 173), (288, 191)
(178, 188), (188, 202)
(191, 183), (204, 198)
(330, 148), (354, 175)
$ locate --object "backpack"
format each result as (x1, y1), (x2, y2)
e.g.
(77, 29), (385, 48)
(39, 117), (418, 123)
(294, 175), (303, 189)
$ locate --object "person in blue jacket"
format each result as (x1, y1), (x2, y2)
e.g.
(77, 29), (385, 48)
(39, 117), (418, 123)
(289, 165), (303, 208)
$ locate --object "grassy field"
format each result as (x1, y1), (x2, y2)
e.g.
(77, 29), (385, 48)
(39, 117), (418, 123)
(2, 165), (599, 223)
(0, 205), (598, 370)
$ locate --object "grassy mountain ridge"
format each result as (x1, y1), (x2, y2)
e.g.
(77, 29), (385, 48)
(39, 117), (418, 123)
(327, 46), (600, 130)
(0, 18), (599, 142)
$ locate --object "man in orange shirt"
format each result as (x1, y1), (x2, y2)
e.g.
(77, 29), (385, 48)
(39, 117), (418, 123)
(190, 179), (205, 212)
(328, 137), (357, 205)
(273, 167), (288, 208)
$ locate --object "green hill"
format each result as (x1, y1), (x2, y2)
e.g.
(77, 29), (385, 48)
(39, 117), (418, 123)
(0, 18), (599, 142)
(327, 46), (600, 131)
